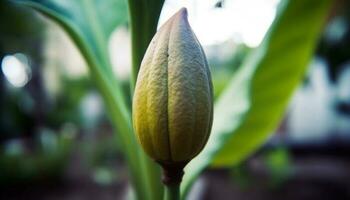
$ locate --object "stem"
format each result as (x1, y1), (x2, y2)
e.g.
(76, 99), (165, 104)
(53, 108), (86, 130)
(164, 184), (180, 200)
(128, 0), (165, 92)
(160, 161), (187, 200)
(127, 1), (165, 199)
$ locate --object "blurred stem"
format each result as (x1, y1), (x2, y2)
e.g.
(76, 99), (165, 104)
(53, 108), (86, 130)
(127, 1), (165, 200)
(128, 0), (165, 92)
(164, 184), (180, 200)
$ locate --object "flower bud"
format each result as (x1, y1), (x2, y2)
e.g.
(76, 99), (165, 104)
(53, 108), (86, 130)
(132, 8), (213, 165)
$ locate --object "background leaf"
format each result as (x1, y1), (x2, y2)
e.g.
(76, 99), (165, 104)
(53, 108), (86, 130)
(181, 0), (332, 198)
(12, 0), (162, 199)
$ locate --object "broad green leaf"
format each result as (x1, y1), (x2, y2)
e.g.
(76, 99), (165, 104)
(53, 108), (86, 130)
(182, 0), (332, 198)
(12, 1), (162, 200)
(211, 0), (332, 167)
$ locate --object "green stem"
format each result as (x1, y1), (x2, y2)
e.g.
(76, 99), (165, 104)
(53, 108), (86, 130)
(164, 184), (180, 200)
(128, 0), (165, 92)
(127, 1), (166, 200)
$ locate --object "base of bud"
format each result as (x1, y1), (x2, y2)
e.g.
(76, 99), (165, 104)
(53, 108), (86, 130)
(157, 160), (188, 186)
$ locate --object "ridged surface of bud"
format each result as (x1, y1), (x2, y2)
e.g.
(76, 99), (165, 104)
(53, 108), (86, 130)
(133, 8), (213, 163)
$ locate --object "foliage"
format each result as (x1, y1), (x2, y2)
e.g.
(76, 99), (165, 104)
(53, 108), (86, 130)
(263, 147), (292, 187)
(181, 0), (332, 197)
(0, 1), (43, 53)
(0, 127), (75, 185)
(11, 0), (164, 199)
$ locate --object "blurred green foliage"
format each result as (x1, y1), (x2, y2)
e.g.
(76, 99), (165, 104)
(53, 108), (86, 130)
(0, 126), (75, 184)
(0, 1), (43, 53)
(263, 147), (292, 187)
(0, 0), (107, 185)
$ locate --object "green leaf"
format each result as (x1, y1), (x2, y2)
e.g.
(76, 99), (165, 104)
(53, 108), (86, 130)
(181, 0), (332, 198)
(12, 0), (161, 200)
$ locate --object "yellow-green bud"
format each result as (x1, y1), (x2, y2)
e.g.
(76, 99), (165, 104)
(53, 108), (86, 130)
(132, 8), (213, 165)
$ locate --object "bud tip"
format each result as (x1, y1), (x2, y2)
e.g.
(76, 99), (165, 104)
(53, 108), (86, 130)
(177, 7), (188, 19)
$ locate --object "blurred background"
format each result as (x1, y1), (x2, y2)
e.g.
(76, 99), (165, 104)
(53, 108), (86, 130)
(0, 0), (349, 199)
